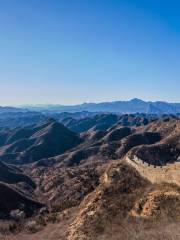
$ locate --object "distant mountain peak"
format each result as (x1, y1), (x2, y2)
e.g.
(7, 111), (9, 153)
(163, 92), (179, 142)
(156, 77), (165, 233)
(130, 98), (145, 103)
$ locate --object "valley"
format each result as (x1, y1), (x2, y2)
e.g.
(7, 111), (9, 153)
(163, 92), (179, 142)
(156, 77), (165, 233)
(0, 110), (179, 239)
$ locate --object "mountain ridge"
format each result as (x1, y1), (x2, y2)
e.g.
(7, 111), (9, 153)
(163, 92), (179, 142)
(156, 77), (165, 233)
(19, 98), (180, 114)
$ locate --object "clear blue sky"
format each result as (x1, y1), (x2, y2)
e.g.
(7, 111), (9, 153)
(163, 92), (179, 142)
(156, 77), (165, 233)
(0, 0), (179, 105)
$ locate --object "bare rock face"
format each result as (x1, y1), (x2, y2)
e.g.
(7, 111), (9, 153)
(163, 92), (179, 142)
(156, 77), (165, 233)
(133, 186), (180, 220)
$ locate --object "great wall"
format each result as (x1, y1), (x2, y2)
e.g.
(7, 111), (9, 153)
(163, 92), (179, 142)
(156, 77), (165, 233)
(126, 155), (180, 186)
(131, 155), (180, 168)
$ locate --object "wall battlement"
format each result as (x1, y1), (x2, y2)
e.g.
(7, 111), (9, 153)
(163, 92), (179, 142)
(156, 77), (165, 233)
(126, 156), (180, 186)
(132, 155), (180, 169)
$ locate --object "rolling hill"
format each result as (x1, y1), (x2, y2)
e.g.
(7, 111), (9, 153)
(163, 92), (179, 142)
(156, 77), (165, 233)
(0, 119), (81, 164)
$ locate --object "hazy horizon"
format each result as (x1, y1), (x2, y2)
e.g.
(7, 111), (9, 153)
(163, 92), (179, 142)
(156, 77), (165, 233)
(0, 0), (180, 105)
(0, 97), (180, 108)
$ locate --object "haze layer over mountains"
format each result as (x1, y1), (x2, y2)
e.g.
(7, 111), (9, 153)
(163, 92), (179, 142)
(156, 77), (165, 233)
(21, 98), (180, 114)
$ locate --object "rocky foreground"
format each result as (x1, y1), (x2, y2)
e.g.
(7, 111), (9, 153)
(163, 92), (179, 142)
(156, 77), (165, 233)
(0, 115), (179, 239)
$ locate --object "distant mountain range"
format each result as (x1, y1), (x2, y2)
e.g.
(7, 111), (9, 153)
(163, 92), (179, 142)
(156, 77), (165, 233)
(0, 99), (180, 115)
(21, 98), (180, 114)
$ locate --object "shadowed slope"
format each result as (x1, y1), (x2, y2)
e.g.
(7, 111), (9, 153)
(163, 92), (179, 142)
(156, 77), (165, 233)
(0, 120), (82, 164)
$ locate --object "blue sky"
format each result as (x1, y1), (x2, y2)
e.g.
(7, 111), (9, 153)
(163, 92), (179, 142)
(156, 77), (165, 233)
(0, 0), (179, 105)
